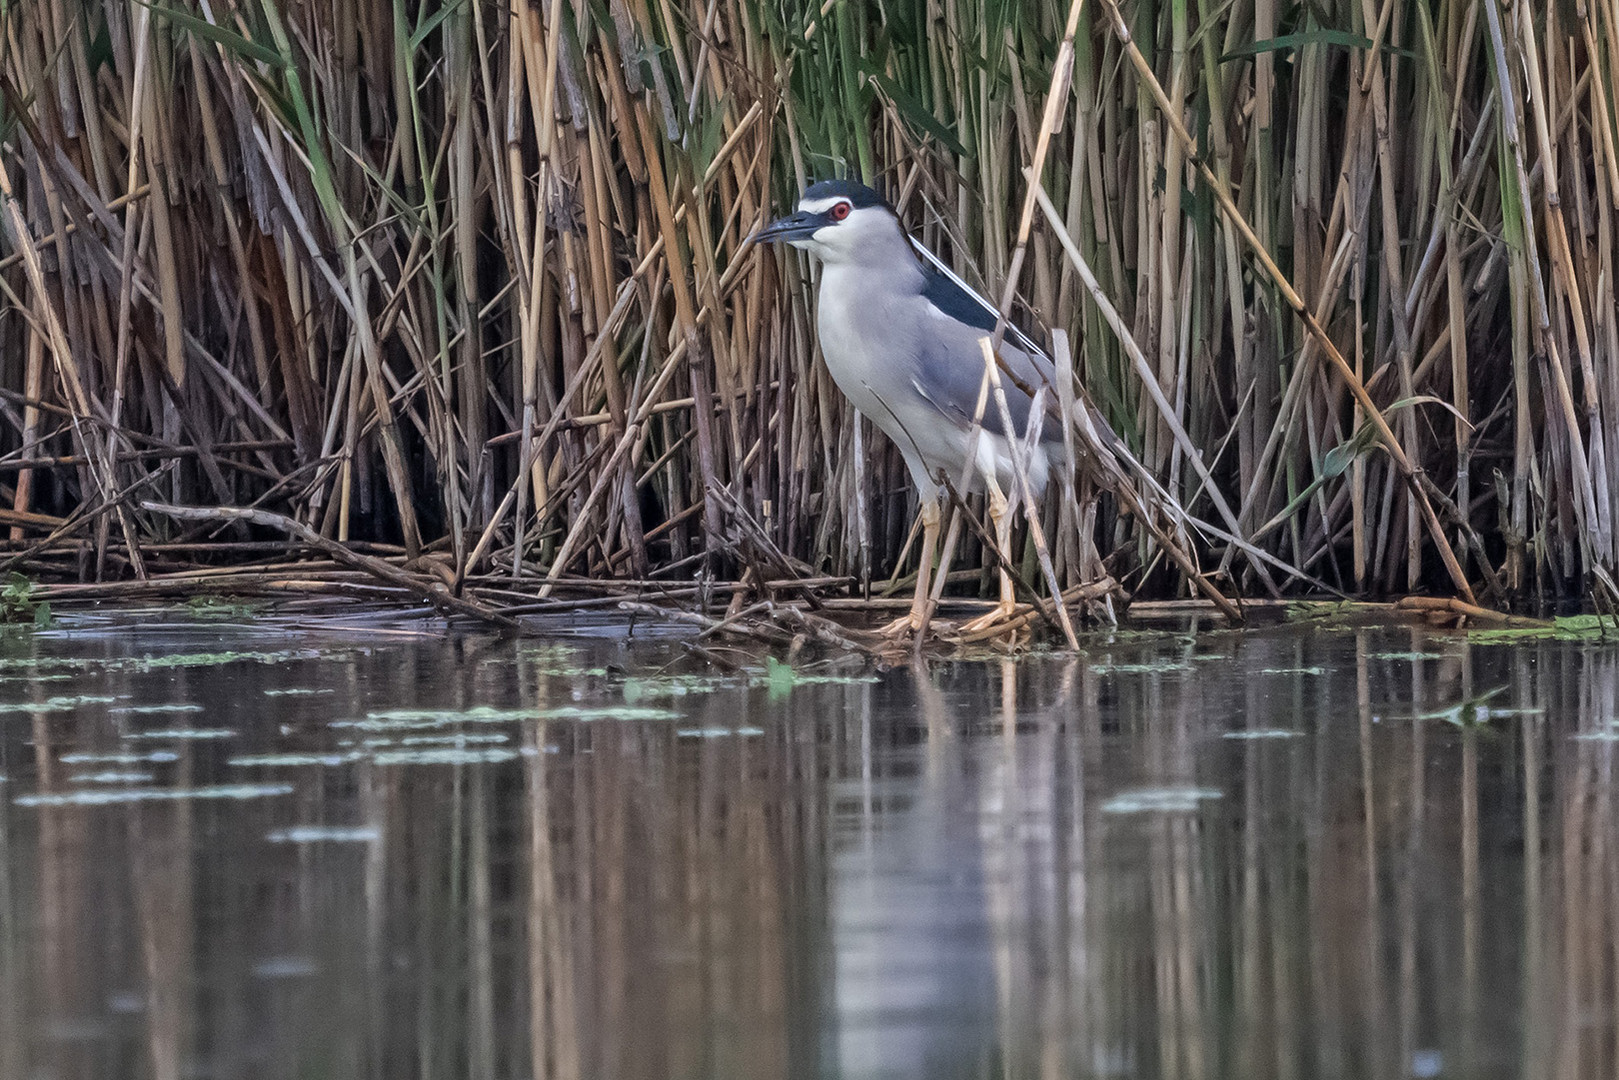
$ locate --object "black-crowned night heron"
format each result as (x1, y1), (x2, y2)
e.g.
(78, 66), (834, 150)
(756, 179), (1064, 636)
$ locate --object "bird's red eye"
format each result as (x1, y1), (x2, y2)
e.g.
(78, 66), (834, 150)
(830, 201), (852, 221)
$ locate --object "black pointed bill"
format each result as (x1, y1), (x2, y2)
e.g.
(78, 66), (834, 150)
(753, 210), (824, 244)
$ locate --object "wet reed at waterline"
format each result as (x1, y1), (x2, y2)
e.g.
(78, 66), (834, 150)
(0, 0), (1613, 616)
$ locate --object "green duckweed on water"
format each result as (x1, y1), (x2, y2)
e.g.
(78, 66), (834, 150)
(1221, 729), (1304, 740)
(519, 643), (608, 677)
(541, 705), (684, 721)
(1101, 788), (1225, 814)
(1468, 615), (1619, 644)
(266, 826), (380, 844)
(69, 771), (156, 784)
(371, 747), (520, 766)
(1283, 602), (1362, 624)
(230, 752), (367, 768)
(621, 673), (745, 702)
(333, 707), (537, 731)
(397, 733), (510, 746)
(15, 650), (336, 675)
(0, 695), (118, 713)
(1078, 629), (1199, 647)
(1089, 661), (1194, 675)
(754, 660), (880, 702)
(345, 735), (520, 749)
(0, 650), (346, 677)
(125, 649), (328, 671)
(0, 656), (95, 673)
(182, 597), (270, 620)
(15, 783), (293, 807)
(234, 733), (523, 771)
(251, 958), (318, 979)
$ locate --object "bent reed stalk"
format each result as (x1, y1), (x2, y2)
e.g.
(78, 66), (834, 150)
(0, 0), (1614, 615)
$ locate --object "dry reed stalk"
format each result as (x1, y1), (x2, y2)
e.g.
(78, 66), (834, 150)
(0, 0), (1612, 622)
(139, 500), (517, 629)
(1097, 0), (1476, 601)
(978, 336), (1077, 647)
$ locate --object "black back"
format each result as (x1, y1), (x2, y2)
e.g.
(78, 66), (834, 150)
(919, 262), (998, 335)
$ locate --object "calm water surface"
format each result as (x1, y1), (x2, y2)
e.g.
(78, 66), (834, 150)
(1, 611), (1616, 1080)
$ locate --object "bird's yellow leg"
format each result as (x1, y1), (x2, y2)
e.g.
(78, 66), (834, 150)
(881, 497), (941, 637)
(960, 481), (1020, 634)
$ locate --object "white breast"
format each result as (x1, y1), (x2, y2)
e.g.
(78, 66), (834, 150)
(814, 267), (920, 422)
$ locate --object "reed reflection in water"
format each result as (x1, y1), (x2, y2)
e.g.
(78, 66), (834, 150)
(0, 622), (1615, 1079)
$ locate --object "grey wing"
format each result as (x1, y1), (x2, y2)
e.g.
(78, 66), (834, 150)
(909, 239), (1063, 442)
(911, 311), (1063, 444)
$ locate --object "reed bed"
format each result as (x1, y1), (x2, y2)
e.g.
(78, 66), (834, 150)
(0, 0), (1614, 618)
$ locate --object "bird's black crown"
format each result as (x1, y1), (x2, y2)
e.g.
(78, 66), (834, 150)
(801, 178), (891, 210)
